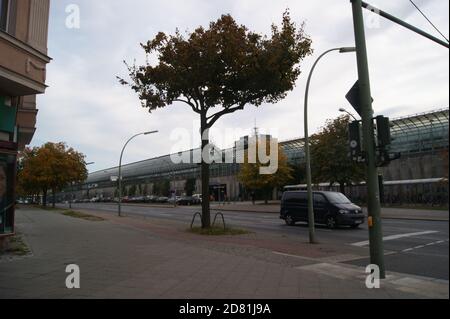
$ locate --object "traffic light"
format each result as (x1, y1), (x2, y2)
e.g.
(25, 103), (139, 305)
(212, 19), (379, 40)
(348, 120), (364, 162)
(375, 116), (401, 167)
(376, 116), (391, 147)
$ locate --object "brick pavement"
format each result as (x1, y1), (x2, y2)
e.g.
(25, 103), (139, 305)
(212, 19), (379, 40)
(0, 207), (447, 299)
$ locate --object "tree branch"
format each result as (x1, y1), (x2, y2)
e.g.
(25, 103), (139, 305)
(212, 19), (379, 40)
(174, 99), (201, 114)
(206, 102), (247, 128)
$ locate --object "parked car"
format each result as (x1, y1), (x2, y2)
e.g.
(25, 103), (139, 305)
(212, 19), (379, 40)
(157, 196), (169, 203)
(192, 194), (202, 203)
(168, 196), (180, 204)
(177, 196), (200, 206)
(280, 191), (365, 229)
(129, 196), (145, 203)
(145, 195), (158, 203)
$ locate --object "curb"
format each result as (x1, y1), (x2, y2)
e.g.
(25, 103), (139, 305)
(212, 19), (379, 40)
(381, 216), (449, 222)
(66, 203), (449, 222)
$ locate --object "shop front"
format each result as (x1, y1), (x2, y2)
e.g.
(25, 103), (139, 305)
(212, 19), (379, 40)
(0, 95), (18, 237)
(0, 142), (16, 236)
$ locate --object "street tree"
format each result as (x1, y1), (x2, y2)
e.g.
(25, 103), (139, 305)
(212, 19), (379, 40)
(185, 178), (196, 196)
(310, 115), (365, 193)
(238, 138), (293, 204)
(143, 184), (149, 196)
(154, 179), (170, 196)
(120, 11), (312, 227)
(128, 184), (137, 197)
(17, 142), (88, 207)
(441, 149), (448, 180)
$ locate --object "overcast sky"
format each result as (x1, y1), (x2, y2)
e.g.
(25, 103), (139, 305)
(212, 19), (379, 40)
(32, 0), (449, 173)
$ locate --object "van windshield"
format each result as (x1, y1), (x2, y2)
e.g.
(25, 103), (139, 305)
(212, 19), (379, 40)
(325, 192), (352, 204)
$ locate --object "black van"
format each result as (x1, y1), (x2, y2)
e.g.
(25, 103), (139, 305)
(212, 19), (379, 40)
(280, 191), (365, 228)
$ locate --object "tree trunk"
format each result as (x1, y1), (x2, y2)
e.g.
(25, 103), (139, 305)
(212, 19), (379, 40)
(42, 188), (47, 207)
(339, 182), (345, 194)
(200, 115), (211, 228)
(52, 189), (56, 208)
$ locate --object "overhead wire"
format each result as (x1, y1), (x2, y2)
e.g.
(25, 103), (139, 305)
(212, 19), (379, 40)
(408, 0), (449, 43)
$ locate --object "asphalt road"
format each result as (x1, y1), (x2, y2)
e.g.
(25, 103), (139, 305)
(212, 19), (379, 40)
(66, 202), (449, 281)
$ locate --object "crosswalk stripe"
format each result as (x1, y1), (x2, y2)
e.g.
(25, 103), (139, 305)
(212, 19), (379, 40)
(351, 230), (439, 247)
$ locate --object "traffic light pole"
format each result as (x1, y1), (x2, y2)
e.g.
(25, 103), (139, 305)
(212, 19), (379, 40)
(351, 0), (385, 278)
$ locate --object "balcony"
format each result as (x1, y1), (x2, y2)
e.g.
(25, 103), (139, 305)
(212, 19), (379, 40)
(16, 95), (38, 149)
(0, 30), (50, 96)
(0, 0), (51, 96)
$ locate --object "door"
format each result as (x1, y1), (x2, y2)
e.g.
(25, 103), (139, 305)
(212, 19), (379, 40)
(283, 192), (307, 221)
(313, 193), (328, 223)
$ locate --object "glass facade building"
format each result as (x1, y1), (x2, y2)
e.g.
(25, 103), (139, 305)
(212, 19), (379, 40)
(78, 108), (448, 203)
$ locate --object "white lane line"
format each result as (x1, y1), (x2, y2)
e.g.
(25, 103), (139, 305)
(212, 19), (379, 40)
(401, 239), (449, 253)
(351, 230), (439, 247)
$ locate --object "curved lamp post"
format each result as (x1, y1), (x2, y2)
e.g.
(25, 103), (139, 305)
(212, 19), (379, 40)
(339, 107), (359, 121)
(118, 131), (158, 216)
(69, 161), (94, 209)
(162, 158), (177, 207)
(304, 47), (356, 244)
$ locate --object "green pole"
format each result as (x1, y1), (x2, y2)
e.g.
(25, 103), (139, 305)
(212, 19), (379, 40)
(304, 49), (338, 244)
(351, 0), (386, 279)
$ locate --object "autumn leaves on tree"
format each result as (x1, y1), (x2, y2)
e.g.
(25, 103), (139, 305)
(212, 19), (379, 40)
(120, 11), (312, 228)
(17, 142), (87, 207)
(238, 138), (293, 204)
(310, 115), (365, 192)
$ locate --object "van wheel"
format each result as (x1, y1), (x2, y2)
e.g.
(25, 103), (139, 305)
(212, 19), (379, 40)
(326, 216), (337, 229)
(285, 215), (295, 226)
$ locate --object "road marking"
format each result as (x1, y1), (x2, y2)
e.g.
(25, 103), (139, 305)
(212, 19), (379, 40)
(351, 230), (439, 247)
(401, 239), (449, 253)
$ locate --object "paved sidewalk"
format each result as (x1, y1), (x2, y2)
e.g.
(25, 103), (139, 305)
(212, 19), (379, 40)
(211, 201), (449, 221)
(0, 207), (447, 299)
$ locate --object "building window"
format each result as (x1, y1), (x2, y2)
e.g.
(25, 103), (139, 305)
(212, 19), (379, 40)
(0, 0), (9, 32)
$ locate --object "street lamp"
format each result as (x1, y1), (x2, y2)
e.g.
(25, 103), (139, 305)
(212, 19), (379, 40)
(162, 157), (177, 207)
(118, 130), (158, 216)
(304, 46), (356, 244)
(339, 108), (359, 121)
(69, 161), (95, 209)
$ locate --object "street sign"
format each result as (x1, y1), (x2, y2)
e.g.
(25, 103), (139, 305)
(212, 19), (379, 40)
(346, 81), (373, 117)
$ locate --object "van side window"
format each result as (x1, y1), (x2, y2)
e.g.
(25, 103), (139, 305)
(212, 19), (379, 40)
(283, 192), (295, 203)
(297, 192), (307, 204)
(283, 192), (307, 204)
(314, 194), (327, 206)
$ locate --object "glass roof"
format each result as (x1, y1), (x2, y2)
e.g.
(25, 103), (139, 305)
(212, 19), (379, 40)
(86, 108), (448, 184)
(390, 108), (449, 135)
